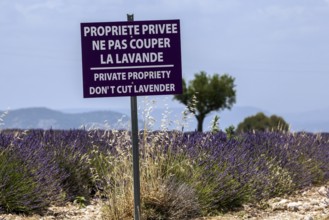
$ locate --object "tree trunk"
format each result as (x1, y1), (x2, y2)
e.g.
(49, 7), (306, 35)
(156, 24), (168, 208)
(196, 114), (205, 132)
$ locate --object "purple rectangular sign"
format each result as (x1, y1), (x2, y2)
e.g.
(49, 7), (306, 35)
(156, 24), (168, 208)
(80, 19), (182, 98)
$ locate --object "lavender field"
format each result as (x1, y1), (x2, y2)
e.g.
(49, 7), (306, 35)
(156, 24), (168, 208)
(0, 129), (329, 219)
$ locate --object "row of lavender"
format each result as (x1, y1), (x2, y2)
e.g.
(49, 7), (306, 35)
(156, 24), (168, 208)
(0, 129), (329, 218)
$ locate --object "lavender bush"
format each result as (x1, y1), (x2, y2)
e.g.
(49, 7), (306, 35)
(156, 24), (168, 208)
(0, 131), (64, 213)
(0, 128), (329, 218)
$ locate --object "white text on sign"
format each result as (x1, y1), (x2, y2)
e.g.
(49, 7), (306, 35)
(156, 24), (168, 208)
(83, 23), (178, 37)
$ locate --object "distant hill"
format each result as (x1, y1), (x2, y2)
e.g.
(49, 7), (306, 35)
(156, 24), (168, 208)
(1, 106), (328, 132)
(0, 107), (129, 130)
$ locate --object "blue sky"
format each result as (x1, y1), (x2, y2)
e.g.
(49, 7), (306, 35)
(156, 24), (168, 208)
(1, 0), (329, 115)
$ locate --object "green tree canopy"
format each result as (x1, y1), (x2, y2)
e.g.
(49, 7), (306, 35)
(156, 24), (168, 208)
(174, 71), (236, 132)
(236, 112), (289, 133)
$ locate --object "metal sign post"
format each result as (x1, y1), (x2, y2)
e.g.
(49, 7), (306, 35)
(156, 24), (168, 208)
(128, 13), (141, 220)
(130, 95), (140, 219)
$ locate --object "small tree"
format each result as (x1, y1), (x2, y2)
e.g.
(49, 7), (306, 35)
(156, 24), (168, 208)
(174, 71), (236, 132)
(236, 112), (289, 133)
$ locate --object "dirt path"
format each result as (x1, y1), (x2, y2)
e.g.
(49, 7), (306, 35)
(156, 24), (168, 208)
(197, 182), (329, 220)
(1, 183), (329, 220)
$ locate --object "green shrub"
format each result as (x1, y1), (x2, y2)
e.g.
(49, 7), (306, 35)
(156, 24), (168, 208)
(53, 146), (92, 201)
(190, 161), (250, 214)
(0, 149), (46, 213)
(225, 125), (236, 139)
(248, 155), (295, 201)
(236, 112), (289, 132)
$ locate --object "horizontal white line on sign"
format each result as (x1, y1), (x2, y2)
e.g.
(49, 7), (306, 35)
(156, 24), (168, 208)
(90, 64), (174, 70)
